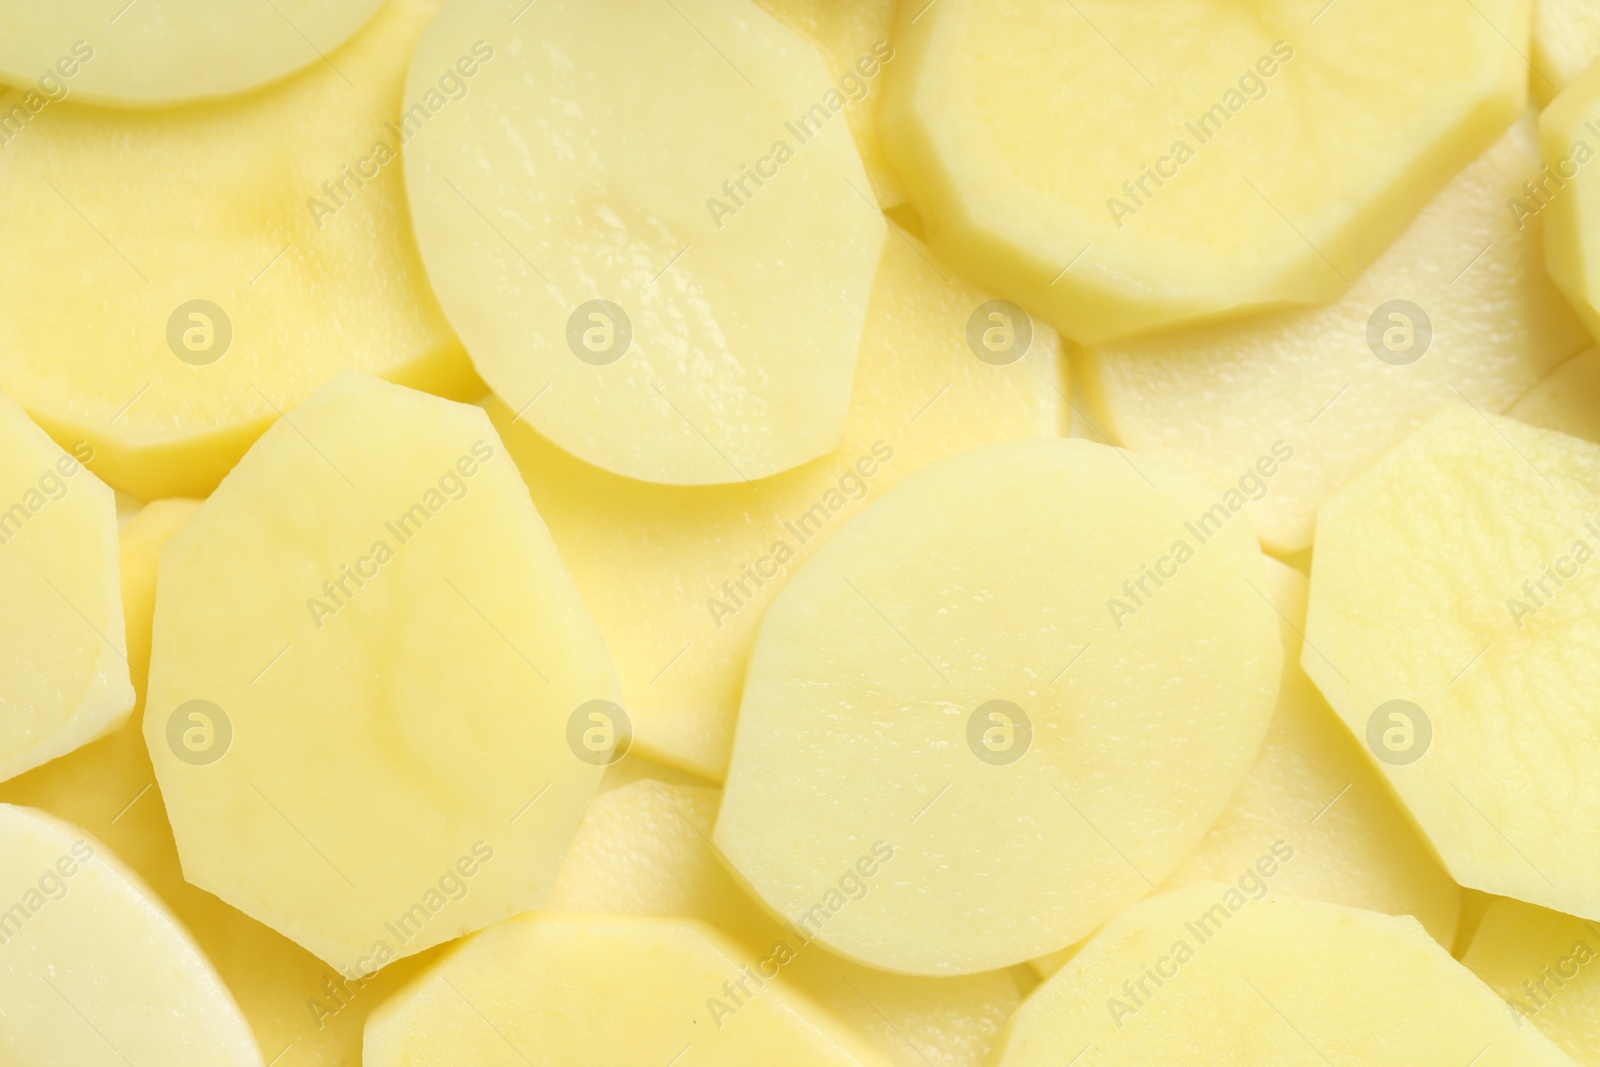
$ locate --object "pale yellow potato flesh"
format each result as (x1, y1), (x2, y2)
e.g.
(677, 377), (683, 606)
(405, 0), (884, 485)
(1306, 404), (1600, 921)
(1079, 116), (1588, 555)
(146, 373), (617, 973)
(878, 0), (1529, 343)
(1543, 69), (1600, 342)
(365, 913), (893, 1066)
(1464, 897), (1600, 1063)
(1510, 347), (1600, 441)
(1534, 0), (1600, 103)
(0, 0), (477, 501)
(546, 779), (1023, 1067)
(990, 884), (1575, 1066)
(0, 803), (261, 1066)
(491, 237), (1065, 780)
(717, 438), (1281, 975)
(0, 387), (133, 783)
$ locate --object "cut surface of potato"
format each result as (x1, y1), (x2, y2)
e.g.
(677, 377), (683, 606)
(365, 913), (892, 1066)
(1306, 404), (1600, 922)
(1534, 0), (1600, 103)
(0, 387), (132, 783)
(493, 237), (1065, 779)
(991, 884), (1574, 1065)
(1464, 897), (1600, 1064)
(406, 0), (884, 484)
(1510, 347), (1600, 441)
(717, 438), (1281, 975)
(548, 779), (1022, 1067)
(0, 803), (261, 1066)
(0, 0), (476, 501)
(146, 373), (617, 973)
(1543, 70), (1600, 342)
(878, 0), (1529, 343)
(1079, 116), (1587, 555)
(1162, 558), (1460, 947)
(0, 1), (384, 108)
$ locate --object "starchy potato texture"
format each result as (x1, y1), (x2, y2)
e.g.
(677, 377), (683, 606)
(1463, 897), (1600, 1064)
(1542, 67), (1600, 343)
(0, 0), (477, 501)
(717, 438), (1281, 975)
(146, 373), (617, 973)
(1534, 0), (1600, 103)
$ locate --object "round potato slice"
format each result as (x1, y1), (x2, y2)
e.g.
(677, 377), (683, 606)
(716, 438), (1282, 975)
(878, 0), (1528, 343)
(405, 0), (885, 484)
(0, 1), (384, 108)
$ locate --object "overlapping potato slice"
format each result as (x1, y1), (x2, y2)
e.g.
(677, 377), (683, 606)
(1079, 117), (1587, 555)
(0, 0), (476, 501)
(1306, 404), (1600, 921)
(878, 0), (1529, 343)
(146, 373), (617, 972)
(1542, 69), (1600, 340)
(717, 438), (1281, 975)
(990, 884), (1574, 1065)
(0, 804), (261, 1065)
(1463, 897), (1600, 1063)
(492, 237), (1065, 779)
(1534, 0), (1600, 104)
(1510, 347), (1600, 441)
(547, 779), (1022, 1067)
(366, 913), (893, 1066)
(0, 1), (384, 108)
(0, 387), (132, 782)
(406, 0), (884, 484)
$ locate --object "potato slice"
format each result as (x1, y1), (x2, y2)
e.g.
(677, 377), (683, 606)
(0, 0), (477, 501)
(1534, 0), (1600, 104)
(0, 804), (259, 1065)
(990, 884), (1574, 1065)
(547, 779), (1022, 1067)
(406, 0), (884, 485)
(1162, 558), (1461, 947)
(146, 373), (617, 972)
(492, 237), (1065, 779)
(1510, 347), (1600, 441)
(1306, 404), (1600, 922)
(1078, 116), (1587, 555)
(1542, 70), (1600, 341)
(0, 387), (132, 782)
(1463, 897), (1600, 1062)
(716, 438), (1281, 974)
(0, 1), (383, 108)
(365, 913), (892, 1066)
(878, 0), (1529, 343)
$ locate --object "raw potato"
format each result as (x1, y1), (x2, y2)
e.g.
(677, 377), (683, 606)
(1534, 0), (1600, 103)
(1511, 347), (1600, 441)
(406, 0), (884, 484)
(0, 497), (436, 1067)
(491, 237), (1065, 779)
(1542, 67), (1600, 342)
(1463, 897), (1600, 1063)
(0, 387), (133, 782)
(717, 438), (1281, 975)
(146, 373), (618, 972)
(1160, 558), (1460, 947)
(0, 1), (385, 108)
(878, 0), (1529, 343)
(0, 804), (260, 1066)
(1079, 116), (1587, 555)
(365, 913), (893, 1066)
(547, 779), (1022, 1067)
(1306, 404), (1600, 922)
(989, 884), (1575, 1065)
(0, 0), (477, 501)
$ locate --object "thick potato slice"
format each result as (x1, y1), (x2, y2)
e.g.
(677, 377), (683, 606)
(0, 387), (132, 782)
(365, 913), (892, 1066)
(547, 779), (1022, 1067)
(1534, 0), (1600, 103)
(1079, 117), (1587, 555)
(146, 373), (617, 973)
(1464, 897), (1600, 1063)
(0, 0), (477, 501)
(0, 804), (259, 1065)
(990, 884), (1574, 1065)
(1510, 348), (1600, 441)
(0, 1), (383, 108)
(1542, 70), (1600, 340)
(406, 0), (884, 484)
(1162, 558), (1460, 946)
(1306, 404), (1600, 921)
(492, 237), (1065, 779)
(878, 0), (1529, 343)
(716, 438), (1281, 975)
